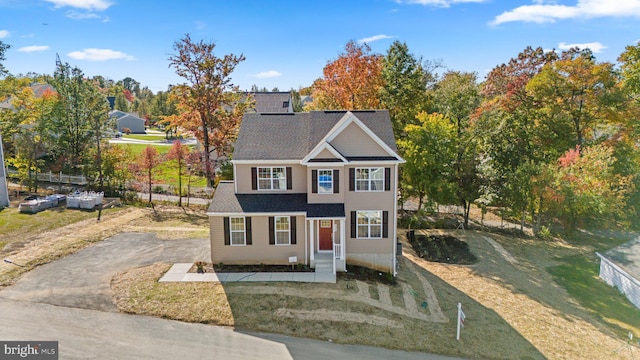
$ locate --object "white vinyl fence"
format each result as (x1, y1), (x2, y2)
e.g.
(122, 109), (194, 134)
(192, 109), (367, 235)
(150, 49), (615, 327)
(7, 169), (87, 185)
(597, 252), (640, 310)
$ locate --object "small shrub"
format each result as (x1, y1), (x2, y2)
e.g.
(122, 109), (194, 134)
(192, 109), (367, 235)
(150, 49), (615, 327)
(536, 225), (553, 240)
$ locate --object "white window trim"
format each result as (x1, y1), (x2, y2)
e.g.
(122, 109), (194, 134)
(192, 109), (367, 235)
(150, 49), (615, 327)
(258, 167), (286, 191)
(274, 216), (291, 246)
(229, 216), (246, 246)
(356, 210), (383, 239)
(318, 169), (333, 194)
(355, 167), (384, 192)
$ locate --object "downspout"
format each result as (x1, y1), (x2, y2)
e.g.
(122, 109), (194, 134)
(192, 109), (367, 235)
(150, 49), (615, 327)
(393, 163), (399, 276)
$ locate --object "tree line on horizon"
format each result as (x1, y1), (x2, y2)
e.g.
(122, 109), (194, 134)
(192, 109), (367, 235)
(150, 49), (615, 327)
(0, 36), (638, 234)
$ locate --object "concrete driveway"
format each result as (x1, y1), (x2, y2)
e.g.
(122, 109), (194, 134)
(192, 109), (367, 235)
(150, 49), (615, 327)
(0, 232), (210, 311)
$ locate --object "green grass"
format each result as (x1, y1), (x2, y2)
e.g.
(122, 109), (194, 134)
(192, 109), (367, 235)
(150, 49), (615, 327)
(122, 134), (168, 141)
(155, 161), (207, 188)
(116, 143), (172, 156)
(547, 254), (640, 337)
(0, 206), (114, 238)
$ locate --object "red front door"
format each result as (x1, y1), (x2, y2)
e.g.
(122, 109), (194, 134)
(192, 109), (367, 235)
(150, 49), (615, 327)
(319, 220), (332, 251)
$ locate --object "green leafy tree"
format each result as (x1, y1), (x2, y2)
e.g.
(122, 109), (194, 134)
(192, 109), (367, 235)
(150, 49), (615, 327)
(380, 40), (429, 139)
(398, 112), (456, 211)
(0, 41), (10, 78)
(2, 82), (56, 191)
(50, 62), (101, 176)
(168, 34), (251, 187)
(526, 48), (624, 147)
(474, 46), (558, 232)
(431, 71), (481, 227)
(114, 91), (129, 112)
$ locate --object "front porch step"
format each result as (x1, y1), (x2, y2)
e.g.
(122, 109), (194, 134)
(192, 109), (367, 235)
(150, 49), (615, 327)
(313, 256), (334, 274)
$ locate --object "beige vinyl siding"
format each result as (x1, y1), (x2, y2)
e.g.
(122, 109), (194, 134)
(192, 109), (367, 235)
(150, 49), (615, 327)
(315, 148), (338, 159)
(210, 215), (305, 265)
(329, 122), (389, 157)
(234, 163), (307, 194)
(306, 167), (345, 204)
(343, 164), (397, 273)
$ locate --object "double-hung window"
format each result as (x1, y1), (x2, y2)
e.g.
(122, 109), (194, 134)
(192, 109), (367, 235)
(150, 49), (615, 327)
(229, 217), (246, 246)
(355, 167), (384, 191)
(318, 170), (333, 194)
(356, 211), (382, 239)
(275, 216), (290, 245)
(258, 167), (286, 190)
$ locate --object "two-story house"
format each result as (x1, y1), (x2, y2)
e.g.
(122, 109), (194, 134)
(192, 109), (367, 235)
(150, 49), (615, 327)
(206, 110), (404, 275)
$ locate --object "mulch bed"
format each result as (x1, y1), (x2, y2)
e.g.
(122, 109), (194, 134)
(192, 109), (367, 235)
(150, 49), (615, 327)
(190, 263), (314, 273)
(407, 231), (477, 265)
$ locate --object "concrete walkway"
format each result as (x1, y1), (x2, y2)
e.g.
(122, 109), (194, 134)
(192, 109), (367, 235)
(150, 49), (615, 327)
(159, 263), (337, 283)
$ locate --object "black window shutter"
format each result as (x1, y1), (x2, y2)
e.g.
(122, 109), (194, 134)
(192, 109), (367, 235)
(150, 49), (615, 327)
(251, 167), (257, 190)
(223, 217), (230, 245)
(290, 216), (296, 244)
(311, 170), (318, 194)
(269, 216), (275, 245)
(333, 170), (339, 193)
(349, 168), (355, 191)
(286, 167), (292, 190)
(384, 168), (391, 191)
(383, 211), (389, 238)
(245, 217), (252, 245)
(350, 211), (356, 238)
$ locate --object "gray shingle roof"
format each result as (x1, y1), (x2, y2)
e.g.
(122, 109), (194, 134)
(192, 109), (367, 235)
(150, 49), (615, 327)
(233, 110), (397, 161)
(208, 181), (344, 217)
(249, 92), (292, 113)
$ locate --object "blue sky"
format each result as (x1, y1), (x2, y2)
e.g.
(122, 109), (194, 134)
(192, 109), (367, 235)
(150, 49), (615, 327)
(1, 0), (639, 93)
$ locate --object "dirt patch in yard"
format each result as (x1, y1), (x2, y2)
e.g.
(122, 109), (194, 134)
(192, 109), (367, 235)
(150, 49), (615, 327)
(407, 231), (477, 265)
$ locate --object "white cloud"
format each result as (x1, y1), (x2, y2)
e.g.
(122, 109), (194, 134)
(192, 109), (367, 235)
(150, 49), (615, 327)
(18, 45), (49, 52)
(66, 10), (100, 20)
(358, 34), (395, 44)
(44, 0), (112, 11)
(0, 30), (9, 38)
(397, 0), (487, 8)
(492, 0), (640, 25)
(254, 70), (282, 79)
(67, 48), (135, 61)
(558, 41), (607, 53)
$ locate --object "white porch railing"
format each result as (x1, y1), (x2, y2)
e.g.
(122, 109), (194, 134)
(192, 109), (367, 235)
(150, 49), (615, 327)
(333, 242), (342, 259)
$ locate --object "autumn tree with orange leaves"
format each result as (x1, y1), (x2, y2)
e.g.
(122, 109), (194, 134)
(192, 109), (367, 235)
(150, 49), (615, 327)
(307, 40), (383, 110)
(166, 140), (190, 206)
(168, 34), (252, 187)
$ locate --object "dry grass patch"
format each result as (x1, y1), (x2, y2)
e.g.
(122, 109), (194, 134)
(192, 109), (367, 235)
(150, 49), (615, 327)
(111, 257), (541, 360)
(0, 207), (144, 288)
(120, 206), (209, 239)
(111, 263), (234, 326)
(407, 229), (637, 360)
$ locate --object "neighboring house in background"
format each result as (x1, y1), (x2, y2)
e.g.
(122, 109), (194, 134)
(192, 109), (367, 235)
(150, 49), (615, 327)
(248, 92), (293, 113)
(109, 110), (146, 134)
(207, 110), (404, 275)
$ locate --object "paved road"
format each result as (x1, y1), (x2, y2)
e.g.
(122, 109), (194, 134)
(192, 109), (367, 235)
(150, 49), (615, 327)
(0, 233), (465, 360)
